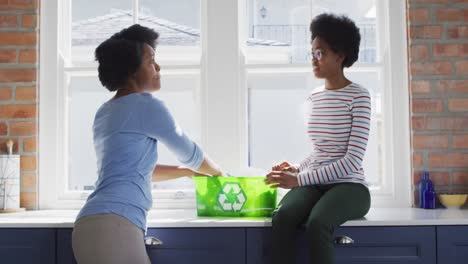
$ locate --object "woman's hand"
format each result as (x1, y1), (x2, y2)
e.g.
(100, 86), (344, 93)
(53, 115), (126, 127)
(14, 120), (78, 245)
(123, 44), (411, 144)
(191, 170), (212, 177)
(153, 165), (211, 181)
(196, 156), (225, 177)
(264, 170), (299, 189)
(192, 169), (229, 177)
(272, 161), (299, 174)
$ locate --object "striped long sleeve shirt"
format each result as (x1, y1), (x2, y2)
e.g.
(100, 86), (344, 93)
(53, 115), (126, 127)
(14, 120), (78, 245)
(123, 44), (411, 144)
(296, 83), (371, 186)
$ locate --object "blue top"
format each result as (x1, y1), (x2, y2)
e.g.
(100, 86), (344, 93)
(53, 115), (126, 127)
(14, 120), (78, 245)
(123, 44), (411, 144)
(76, 93), (204, 232)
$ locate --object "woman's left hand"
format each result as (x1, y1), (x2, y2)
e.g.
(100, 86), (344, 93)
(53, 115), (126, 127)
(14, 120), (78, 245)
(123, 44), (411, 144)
(264, 171), (299, 189)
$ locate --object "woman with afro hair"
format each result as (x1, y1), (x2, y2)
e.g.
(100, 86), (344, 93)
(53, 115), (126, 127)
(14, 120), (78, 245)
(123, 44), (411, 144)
(72, 24), (225, 264)
(265, 13), (372, 264)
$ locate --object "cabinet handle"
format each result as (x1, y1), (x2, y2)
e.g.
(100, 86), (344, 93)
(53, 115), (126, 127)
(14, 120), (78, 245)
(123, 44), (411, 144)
(334, 235), (354, 244)
(144, 236), (164, 248)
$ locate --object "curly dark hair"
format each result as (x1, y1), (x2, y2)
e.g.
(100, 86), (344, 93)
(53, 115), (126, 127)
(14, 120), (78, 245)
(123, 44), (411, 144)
(95, 24), (159, 91)
(310, 13), (361, 68)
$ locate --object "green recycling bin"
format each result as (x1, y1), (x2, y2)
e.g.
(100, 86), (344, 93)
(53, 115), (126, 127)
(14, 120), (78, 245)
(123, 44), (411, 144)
(193, 176), (277, 217)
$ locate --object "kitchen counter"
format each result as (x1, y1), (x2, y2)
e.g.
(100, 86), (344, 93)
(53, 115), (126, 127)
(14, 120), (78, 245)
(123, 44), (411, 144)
(0, 207), (467, 228)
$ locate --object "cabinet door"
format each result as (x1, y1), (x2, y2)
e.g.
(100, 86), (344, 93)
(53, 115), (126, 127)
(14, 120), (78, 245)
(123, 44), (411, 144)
(58, 227), (246, 264)
(437, 226), (468, 264)
(0, 229), (56, 264)
(57, 229), (77, 264)
(146, 228), (245, 264)
(246, 226), (436, 264)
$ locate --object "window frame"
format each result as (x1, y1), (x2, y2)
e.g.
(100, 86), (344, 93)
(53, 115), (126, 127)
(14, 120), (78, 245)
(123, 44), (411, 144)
(39, 0), (410, 209)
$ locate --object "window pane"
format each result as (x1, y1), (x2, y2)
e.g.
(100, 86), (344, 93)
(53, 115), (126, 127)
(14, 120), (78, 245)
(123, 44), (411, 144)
(150, 75), (200, 190)
(68, 74), (199, 191)
(248, 74), (313, 169)
(72, 0), (133, 22)
(246, 0), (376, 64)
(72, 0), (133, 58)
(344, 69), (382, 186)
(310, 0), (377, 64)
(71, 0), (200, 63)
(140, 0), (200, 47)
(248, 70), (382, 186)
(68, 75), (108, 191)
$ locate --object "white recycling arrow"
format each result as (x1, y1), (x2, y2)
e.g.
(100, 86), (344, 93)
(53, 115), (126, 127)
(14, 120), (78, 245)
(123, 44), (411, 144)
(223, 203), (233, 211)
(237, 193), (245, 203)
(232, 202), (242, 211)
(231, 184), (241, 194)
(217, 182), (247, 212)
(218, 193), (227, 204)
(223, 184), (232, 194)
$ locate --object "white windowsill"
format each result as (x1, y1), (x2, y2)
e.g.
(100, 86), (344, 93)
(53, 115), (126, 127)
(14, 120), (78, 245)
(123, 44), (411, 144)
(0, 208), (467, 228)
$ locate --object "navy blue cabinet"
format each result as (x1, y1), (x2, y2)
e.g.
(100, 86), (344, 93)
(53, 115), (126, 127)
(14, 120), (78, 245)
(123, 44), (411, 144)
(1, 224), (466, 263)
(246, 226), (436, 264)
(56, 228), (245, 264)
(57, 229), (77, 264)
(0, 229), (56, 264)
(146, 228), (245, 264)
(437, 226), (468, 264)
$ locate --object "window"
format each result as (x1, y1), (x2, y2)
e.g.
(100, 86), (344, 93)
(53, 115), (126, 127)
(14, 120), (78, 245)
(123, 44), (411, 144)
(246, 1), (376, 64)
(41, 0), (202, 208)
(246, 0), (410, 207)
(40, 0), (410, 209)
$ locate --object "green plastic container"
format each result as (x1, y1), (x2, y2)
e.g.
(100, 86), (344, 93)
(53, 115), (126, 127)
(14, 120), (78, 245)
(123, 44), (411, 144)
(193, 176), (277, 217)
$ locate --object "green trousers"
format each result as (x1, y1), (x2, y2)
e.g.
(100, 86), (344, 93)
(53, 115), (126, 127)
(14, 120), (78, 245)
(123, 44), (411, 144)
(271, 183), (371, 264)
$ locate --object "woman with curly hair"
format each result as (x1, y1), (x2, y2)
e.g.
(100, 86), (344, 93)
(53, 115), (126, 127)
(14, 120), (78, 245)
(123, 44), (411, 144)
(265, 13), (372, 264)
(72, 24), (224, 264)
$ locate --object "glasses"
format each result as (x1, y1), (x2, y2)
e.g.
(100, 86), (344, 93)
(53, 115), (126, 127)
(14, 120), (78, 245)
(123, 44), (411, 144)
(311, 49), (324, 61)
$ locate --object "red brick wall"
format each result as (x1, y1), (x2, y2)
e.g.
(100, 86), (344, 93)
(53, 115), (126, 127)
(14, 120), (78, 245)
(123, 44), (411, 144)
(408, 0), (468, 205)
(0, 0), (38, 209)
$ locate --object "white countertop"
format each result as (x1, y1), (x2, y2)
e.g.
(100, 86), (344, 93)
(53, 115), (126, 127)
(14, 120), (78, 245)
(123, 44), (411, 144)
(0, 208), (467, 228)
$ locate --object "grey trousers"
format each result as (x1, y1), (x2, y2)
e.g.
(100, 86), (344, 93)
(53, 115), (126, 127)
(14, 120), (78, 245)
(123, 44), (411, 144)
(72, 213), (151, 264)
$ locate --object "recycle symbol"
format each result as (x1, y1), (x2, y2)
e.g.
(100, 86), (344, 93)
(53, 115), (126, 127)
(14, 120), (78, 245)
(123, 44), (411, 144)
(217, 182), (246, 212)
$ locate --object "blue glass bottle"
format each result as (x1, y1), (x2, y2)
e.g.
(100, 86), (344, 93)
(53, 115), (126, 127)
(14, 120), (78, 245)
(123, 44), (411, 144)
(418, 172), (431, 208)
(423, 182), (436, 209)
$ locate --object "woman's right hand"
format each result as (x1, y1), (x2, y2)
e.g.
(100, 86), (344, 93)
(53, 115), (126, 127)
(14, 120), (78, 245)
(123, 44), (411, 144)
(191, 170), (212, 177)
(196, 156), (227, 177)
(192, 169), (227, 177)
(272, 161), (298, 174)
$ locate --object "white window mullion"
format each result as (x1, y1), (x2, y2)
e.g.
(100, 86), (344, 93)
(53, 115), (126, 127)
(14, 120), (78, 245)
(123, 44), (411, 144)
(200, 0), (248, 171)
(388, 0), (411, 207)
(371, 0), (411, 207)
(58, 0), (71, 204)
(133, 0), (139, 24)
(375, 0), (386, 63)
(39, 0), (60, 209)
(59, 0), (71, 65)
